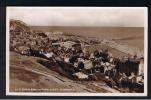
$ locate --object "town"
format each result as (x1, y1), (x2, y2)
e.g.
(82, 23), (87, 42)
(9, 19), (144, 93)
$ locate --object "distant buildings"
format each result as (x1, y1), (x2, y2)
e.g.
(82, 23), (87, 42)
(45, 31), (63, 36)
(52, 41), (77, 49)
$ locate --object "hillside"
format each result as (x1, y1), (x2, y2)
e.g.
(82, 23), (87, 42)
(10, 52), (119, 93)
(10, 19), (31, 32)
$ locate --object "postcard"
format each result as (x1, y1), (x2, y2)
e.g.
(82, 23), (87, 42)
(6, 7), (148, 96)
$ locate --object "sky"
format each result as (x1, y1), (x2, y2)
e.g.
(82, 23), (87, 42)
(7, 7), (146, 27)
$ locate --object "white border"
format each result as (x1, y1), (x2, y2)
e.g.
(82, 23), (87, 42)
(6, 7), (148, 96)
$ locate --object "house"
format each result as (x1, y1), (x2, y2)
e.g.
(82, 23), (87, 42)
(52, 41), (77, 49)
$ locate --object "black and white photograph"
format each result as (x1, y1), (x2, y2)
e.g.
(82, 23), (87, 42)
(6, 7), (148, 96)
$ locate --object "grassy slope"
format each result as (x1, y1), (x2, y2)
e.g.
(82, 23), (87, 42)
(10, 52), (119, 93)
